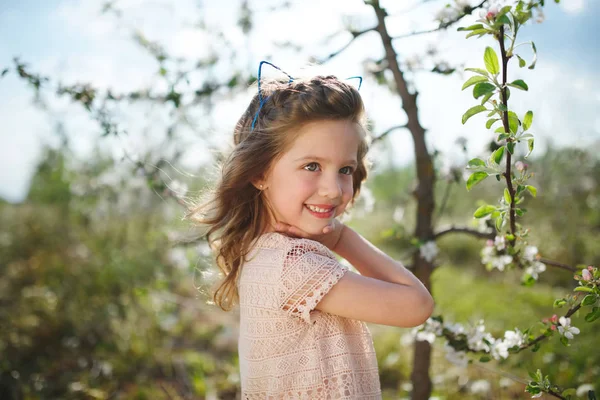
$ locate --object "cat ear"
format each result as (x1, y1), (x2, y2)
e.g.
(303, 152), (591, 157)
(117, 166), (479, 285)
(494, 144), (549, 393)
(251, 61), (295, 131)
(345, 76), (363, 91)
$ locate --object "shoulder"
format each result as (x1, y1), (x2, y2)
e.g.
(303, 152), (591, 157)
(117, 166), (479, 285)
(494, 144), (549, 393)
(256, 232), (336, 260)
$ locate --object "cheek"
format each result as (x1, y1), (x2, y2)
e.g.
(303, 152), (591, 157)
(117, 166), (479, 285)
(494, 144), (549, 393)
(340, 177), (354, 205)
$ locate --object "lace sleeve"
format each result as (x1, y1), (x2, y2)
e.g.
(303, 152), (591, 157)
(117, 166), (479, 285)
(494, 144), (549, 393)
(278, 240), (348, 325)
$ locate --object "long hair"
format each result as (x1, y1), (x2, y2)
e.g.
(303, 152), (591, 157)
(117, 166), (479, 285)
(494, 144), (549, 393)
(186, 74), (371, 311)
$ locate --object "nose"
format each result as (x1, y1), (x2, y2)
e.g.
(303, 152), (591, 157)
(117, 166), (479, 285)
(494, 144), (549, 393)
(318, 171), (343, 200)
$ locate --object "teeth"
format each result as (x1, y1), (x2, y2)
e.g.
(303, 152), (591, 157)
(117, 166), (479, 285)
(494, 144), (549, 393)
(306, 205), (332, 213)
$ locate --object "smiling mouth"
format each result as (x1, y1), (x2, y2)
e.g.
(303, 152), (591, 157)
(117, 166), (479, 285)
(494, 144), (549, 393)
(304, 204), (336, 218)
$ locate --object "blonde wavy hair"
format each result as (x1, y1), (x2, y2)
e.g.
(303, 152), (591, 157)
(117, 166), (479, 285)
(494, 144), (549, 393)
(186, 74), (371, 311)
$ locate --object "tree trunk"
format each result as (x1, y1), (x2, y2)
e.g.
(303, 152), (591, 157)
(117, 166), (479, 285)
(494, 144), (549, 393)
(371, 2), (436, 399)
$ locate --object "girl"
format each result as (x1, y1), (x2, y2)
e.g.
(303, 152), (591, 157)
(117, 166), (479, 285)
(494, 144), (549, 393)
(188, 66), (434, 399)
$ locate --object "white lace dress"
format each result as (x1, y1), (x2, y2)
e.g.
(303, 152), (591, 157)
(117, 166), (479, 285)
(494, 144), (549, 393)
(237, 232), (382, 399)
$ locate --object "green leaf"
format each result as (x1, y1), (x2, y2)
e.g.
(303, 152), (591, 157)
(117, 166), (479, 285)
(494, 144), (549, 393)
(526, 138), (534, 158)
(466, 29), (490, 39)
(486, 118), (499, 129)
(468, 158), (486, 167)
(498, 103), (508, 112)
(585, 307), (600, 323)
(497, 133), (510, 141)
(480, 91), (495, 105)
(574, 286), (594, 293)
(462, 75), (488, 90)
(560, 335), (570, 347)
(462, 105), (487, 124)
(504, 188), (512, 204)
(465, 67), (489, 76)
(526, 185), (537, 197)
(458, 23), (484, 31)
(523, 111), (533, 131)
(491, 146), (505, 164)
(479, 355), (492, 362)
(529, 41), (537, 70)
(583, 294), (598, 306)
(473, 82), (496, 99)
(528, 371), (539, 381)
(507, 141), (516, 154)
(467, 172), (489, 191)
(484, 47), (500, 75)
(474, 204), (496, 218)
(508, 79), (528, 91)
(554, 298), (567, 308)
(508, 111), (520, 134)
(517, 54), (526, 68)
(495, 14), (512, 27)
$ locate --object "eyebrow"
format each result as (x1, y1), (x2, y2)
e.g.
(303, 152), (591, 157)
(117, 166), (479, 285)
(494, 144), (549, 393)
(295, 156), (358, 166)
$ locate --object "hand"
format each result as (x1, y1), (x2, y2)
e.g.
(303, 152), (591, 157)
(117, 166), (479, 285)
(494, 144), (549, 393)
(273, 219), (346, 252)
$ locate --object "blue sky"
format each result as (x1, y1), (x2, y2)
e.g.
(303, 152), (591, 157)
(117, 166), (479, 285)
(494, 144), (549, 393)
(1, 0), (598, 202)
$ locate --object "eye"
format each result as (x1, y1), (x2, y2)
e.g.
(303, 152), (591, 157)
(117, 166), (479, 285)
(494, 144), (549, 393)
(340, 166), (354, 175)
(303, 162), (320, 172)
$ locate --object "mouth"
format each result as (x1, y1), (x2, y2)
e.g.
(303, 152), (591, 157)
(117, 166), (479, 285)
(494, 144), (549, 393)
(304, 204), (336, 219)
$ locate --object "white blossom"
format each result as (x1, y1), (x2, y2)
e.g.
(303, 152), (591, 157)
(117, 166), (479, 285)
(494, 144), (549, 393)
(557, 317), (580, 339)
(420, 241), (439, 262)
(435, 6), (459, 22)
(525, 261), (546, 280)
(444, 344), (468, 367)
(470, 379), (491, 394)
(494, 235), (506, 251)
(466, 321), (494, 352)
(490, 329), (524, 360)
(445, 322), (466, 335)
(523, 245), (539, 261)
(577, 384), (596, 397)
(531, 392), (543, 398)
(416, 331), (437, 343)
(481, 245), (495, 264)
(393, 206), (405, 223)
(491, 254), (513, 271)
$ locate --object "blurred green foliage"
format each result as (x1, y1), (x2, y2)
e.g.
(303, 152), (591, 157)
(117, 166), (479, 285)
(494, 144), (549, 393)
(1, 141), (598, 398)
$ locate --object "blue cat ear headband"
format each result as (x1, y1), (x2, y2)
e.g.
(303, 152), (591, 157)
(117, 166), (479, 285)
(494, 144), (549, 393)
(250, 60), (363, 131)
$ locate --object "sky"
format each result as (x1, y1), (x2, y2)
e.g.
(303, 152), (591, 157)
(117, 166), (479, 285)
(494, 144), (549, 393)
(0, 0), (599, 202)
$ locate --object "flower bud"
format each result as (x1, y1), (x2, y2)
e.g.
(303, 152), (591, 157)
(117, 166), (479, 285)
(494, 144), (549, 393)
(515, 161), (528, 172)
(550, 314), (558, 323)
(582, 268), (592, 281)
(486, 7), (498, 20)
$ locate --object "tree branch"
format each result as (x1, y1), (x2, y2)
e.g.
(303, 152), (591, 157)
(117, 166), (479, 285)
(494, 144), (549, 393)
(371, 124), (408, 144)
(315, 27), (375, 63)
(537, 257), (577, 273)
(434, 226), (495, 240)
(391, 0), (489, 41)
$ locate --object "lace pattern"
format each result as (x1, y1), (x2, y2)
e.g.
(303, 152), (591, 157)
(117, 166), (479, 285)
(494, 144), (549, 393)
(238, 232), (382, 399)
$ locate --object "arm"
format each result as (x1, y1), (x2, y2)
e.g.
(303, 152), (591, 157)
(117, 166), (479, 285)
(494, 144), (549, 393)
(315, 225), (435, 327)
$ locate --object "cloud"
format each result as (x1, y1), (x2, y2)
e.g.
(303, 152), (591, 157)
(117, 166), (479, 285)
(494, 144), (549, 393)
(560, 0), (585, 14)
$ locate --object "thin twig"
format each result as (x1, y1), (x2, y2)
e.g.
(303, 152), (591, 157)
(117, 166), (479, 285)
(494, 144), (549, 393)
(316, 27), (375, 63)
(371, 124), (408, 144)
(391, 0), (489, 40)
(434, 226), (495, 240)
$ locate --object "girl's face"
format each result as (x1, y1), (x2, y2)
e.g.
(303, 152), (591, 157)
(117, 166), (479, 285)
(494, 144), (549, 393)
(259, 119), (361, 235)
